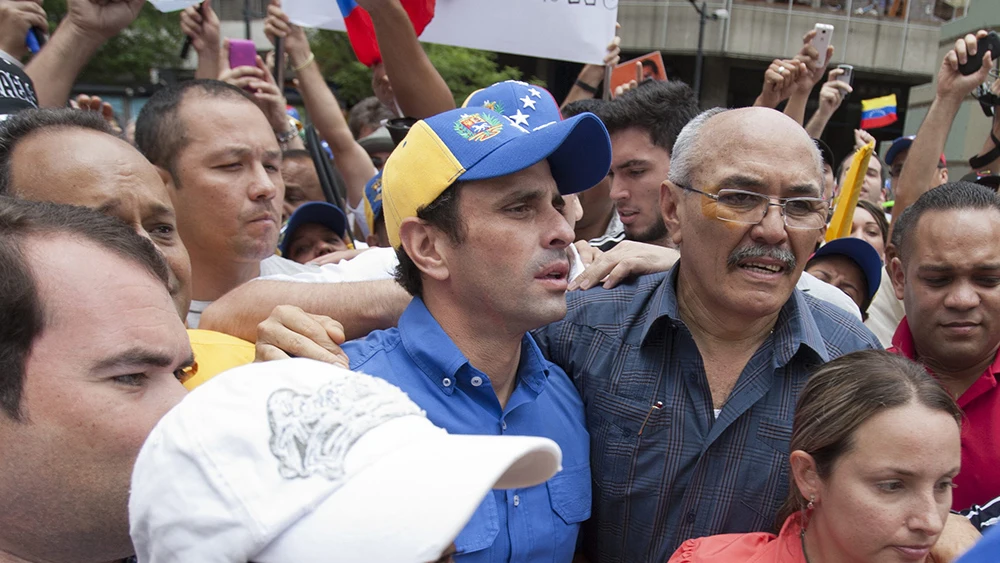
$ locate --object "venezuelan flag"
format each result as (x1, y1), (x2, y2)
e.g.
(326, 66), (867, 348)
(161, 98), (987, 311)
(860, 94), (898, 130)
(335, 0), (435, 67)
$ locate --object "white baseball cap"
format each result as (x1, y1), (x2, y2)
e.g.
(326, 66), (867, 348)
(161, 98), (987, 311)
(129, 358), (563, 563)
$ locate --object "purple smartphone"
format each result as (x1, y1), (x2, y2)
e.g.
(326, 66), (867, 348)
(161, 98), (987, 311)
(228, 39), (257, 69)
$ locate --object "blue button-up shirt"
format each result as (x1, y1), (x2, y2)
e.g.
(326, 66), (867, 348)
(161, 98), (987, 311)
(343, 297), (591, 563)
(532, 267), (881, 563)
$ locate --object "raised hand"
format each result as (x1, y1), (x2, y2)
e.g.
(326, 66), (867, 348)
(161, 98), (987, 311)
(937, 29), (995, 103)
(65, 0), (145, 41)
(264, 0), (311, 67)
(755, 58), (807, 108)
(71, 93), (122, 133)
(0, 0), (47, 59)
(179, 0), (219, 54)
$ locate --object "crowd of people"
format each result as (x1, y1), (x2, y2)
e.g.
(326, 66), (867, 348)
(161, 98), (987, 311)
(1, 0), (1000, 561)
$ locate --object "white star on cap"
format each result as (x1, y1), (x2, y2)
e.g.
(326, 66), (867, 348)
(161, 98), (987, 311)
(508, 109), (530, 127)
(529, 87), (542, 98)
(520, 95), (537, 110)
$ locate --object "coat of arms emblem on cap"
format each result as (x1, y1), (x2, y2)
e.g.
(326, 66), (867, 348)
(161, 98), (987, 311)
(454, 113), (503, 142)
(266, 374), (424, 482)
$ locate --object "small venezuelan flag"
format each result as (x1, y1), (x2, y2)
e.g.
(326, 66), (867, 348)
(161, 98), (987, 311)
(335, 0), (435, 67)
(860, 94), (898, 130)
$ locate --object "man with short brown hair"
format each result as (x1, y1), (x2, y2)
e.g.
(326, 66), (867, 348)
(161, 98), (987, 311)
(0, 198), (192, 563)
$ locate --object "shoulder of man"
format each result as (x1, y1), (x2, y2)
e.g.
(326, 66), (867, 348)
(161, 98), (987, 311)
(565, 271), (668, 327)
(799, 289), (883, 355)
(534, 271), (670, 356)
(342, 327), (405, 381)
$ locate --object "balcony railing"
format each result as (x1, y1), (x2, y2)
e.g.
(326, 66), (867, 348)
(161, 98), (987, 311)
(618, 0), (965, 74)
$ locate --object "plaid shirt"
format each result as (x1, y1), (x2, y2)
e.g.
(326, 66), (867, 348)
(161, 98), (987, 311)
(533, 267), (881, 563)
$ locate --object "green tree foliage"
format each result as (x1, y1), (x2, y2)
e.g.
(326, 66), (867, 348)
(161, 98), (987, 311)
(307, 29), (541, 109)
(42, 0), (183, 84)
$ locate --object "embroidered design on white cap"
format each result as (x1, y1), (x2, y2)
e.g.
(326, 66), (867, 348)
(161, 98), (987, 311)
(267, 374), (424, 481)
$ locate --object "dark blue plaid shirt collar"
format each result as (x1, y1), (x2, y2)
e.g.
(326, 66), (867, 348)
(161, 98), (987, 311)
(398, 296), (550, 395)
(640, 265), (831, 366)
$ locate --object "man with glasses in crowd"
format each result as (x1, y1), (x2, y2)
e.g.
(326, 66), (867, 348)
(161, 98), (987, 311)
(533, 107), (880, 562)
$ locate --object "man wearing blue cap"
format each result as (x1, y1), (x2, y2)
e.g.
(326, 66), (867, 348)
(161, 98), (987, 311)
(885, 135), (949, 201)
(279, 201), (352, 264)
(341, 106), (612, 562)
(805, 237), (883, 319)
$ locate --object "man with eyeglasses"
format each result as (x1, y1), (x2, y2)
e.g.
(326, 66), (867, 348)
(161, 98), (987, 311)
(532, 107), (881, 562)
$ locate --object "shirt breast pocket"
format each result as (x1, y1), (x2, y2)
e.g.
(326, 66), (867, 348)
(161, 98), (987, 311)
(454, 490), (500, 555)
(588, 390), (671, 498)
(547, 464), (592, 558)
(739, 416), (793, 526)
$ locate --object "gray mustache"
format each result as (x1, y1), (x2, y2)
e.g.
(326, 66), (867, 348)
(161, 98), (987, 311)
(726, 244), (796, 271)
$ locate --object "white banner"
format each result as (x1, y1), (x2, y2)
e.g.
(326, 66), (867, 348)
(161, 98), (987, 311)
(149, 0), (200, 13)
(283, 0), (619, 65)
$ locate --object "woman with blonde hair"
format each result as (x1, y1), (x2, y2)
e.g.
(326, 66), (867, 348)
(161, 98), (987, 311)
(669, 350), (963, 562)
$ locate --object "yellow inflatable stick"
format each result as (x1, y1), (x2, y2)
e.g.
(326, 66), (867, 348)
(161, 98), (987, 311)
(826, 140), (874, 242)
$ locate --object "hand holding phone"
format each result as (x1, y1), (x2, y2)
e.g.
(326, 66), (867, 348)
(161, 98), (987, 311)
(228, 38), (257, 70)
(959, 31), (1000, 76)
(811, 24), (834, 69)
(835, 63), (853, 99)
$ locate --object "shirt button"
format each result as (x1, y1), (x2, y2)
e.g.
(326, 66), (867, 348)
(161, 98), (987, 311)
(685, 511), (696, 524)
(442, 378), (452, 387)
(501, 420), (507, 431)
(471, 376), (483, 387)
(513, 495), (520, 507)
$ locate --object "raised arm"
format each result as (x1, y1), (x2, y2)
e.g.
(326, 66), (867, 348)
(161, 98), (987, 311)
(561, 24), (620, 109)
(891, 30), (994, 224)
(265, 0), (375, 208)
(25, 0), (144, 107)
(784, 30), (834, 126)
(805, 69), (851, 139)
(356, 0), (453, 118)
(218, 40), (305, 151)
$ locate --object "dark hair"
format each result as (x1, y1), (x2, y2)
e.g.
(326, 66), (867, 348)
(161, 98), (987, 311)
(394, 183), (465, 297)
(0, 109), (115, 196)
(0, 197), (170, 421)
(134, 79), (257, 175)
(561, 98), (605, 119)
(593, 80), (699, 153)
(892, 181), (1000, 261)
(775, 350), (961, 528)
(855, 199), (889, 245)
(349, 96), (395, 140)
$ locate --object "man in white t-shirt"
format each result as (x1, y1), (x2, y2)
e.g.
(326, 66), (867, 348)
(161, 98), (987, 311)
(134, 79), (313, 328)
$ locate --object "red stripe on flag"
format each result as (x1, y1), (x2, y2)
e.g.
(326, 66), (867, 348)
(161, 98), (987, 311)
(343, 7), (381, 67)
(344, 0), (435, 67)
(860, 113), (898, 130)
(402, 0), (435, 35)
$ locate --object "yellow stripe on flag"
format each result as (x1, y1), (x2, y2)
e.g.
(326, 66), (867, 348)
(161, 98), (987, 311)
(861, 94), (896, 112)
(826, 140), (874, 242)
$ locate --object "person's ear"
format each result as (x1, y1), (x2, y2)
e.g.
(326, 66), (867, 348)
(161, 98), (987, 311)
(398, 218), (450, 284)
(790, 450), (822, 503)
(939, 167), (949, 184)
(661, 180), (683, 246)
(888, 248), (905, 301)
